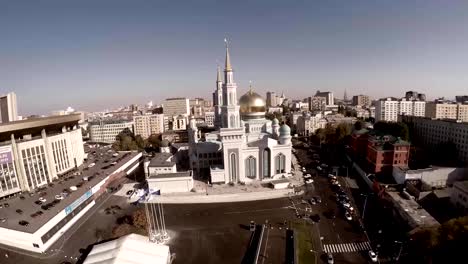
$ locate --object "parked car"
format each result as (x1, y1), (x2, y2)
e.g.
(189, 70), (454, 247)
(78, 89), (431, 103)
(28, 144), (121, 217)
(35, 200), (43, 205)
(38, 197), (47, 203)
(368, 250), (378, 262)
(314, 196), (322, 203)
(16, 209), (23, 214)
(327, 253), (334, 264)
(345, 212), (352, 221)
(305, 179), (314, 184)
(19, 220), (29, 226)
(55, 195), (64, 200)
(88, 163), (96, 168)
(0, 217), (6, 223)
(309, 198), (316, 205)
(69, 186), (78, 191)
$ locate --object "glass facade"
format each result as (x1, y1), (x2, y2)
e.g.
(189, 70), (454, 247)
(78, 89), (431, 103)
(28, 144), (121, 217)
(52, 139), (70, 173)
(0, 153), (19, 195)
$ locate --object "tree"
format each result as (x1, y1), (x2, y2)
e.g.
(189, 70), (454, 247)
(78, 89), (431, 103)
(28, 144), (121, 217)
(373, 121), (410, 141)
(354, 120), (364, 131)
(111, 223), (138, 238)
(132, 208), (148, 230)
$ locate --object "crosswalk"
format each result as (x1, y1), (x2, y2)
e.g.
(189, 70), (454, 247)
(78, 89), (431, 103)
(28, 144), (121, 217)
(323, 242), (371, 253)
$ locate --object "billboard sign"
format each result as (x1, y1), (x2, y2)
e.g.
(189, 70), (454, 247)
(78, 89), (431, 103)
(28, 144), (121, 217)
(0, 150), (13, 164)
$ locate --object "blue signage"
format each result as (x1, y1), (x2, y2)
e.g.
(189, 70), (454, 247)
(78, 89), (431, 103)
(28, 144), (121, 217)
(64, 190), (93, 215)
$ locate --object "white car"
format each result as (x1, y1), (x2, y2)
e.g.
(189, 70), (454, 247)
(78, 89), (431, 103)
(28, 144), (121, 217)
(368, 250), (378, 262)
(38, 197), (47, 203)
(69, 186), (78, 191)
(345, 212), (352, 221)
(305, 179), (314, 184)
(55, 195), (64, 200)
(316, 166), (322, 171)
(304, 174), (312, 179)
(112, 153), (119, 157)
(88, 163), (96, 168)
(327, 253), (334, 264)
(341, 201), (351, 208)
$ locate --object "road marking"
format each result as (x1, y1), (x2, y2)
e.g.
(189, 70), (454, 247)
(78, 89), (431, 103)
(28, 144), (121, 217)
(323, 241), (371, 253)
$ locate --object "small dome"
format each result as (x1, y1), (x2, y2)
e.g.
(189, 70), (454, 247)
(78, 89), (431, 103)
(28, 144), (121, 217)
(160, 139), (170, 147)
(279, 124), (291, 135)
(272, 118), (279, 125)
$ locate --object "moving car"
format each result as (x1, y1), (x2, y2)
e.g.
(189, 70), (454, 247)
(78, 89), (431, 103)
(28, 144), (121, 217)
(38, 197), (47, 203)
(314, 196), (322, 203)
(327, 253), (334, 264)
(55, 195), (64, 200)
(88, 163), (96, 168)
(305, 179), (314, 184)
(69, 186), (78, 191)
(309, 198), (316, 205)
(249, 221), (256, 231)
(368, 250), (378, 262)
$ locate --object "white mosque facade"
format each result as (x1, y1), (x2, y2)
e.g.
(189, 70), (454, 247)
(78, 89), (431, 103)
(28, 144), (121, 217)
(188, 44), (292, 184)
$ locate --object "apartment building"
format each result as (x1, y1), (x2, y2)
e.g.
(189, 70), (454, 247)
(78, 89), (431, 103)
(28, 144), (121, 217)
(352, 95), (371, 107)
(133, 114), (164, 139)
(296, 113), (326, 137)
(376, 98), (425, 122)
(308, 96), (326, 112)
(315, 91), (334, 106)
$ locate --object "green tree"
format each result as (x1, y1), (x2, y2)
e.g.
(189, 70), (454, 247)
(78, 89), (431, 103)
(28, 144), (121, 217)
(354, 120), (364, 131)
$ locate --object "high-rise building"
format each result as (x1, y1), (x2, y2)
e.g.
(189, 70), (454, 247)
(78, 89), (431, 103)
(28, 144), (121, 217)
(133, 114), (165, 139)
(315, 91), (334, 106)
(376, 98), (426, 122)
(455, 95), (468, 104)
(266, 92), (276, 107)
(307, 96), (326, 112)
(163, 98), (190, 117)
(0, 92), (18, 123)
(352, 95), (371, 107)
(405, 91), (426, 101)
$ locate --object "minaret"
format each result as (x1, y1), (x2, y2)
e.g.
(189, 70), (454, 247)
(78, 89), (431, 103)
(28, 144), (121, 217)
(213, 65), (223, 128)
(220, 39), (240, 128)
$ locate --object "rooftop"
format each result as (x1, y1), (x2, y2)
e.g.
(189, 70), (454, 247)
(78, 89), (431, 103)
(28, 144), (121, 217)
(386, 191), (439, 230)
(0, 148), (139, 233)
(148, 153), (175, 167)
(148, 171), (192, 179)
(454, 181), (468, 192)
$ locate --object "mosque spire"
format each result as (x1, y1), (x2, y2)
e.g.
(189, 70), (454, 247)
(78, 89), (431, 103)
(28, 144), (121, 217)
(216, 65), (222, 83)
(224, 38), (232, 71)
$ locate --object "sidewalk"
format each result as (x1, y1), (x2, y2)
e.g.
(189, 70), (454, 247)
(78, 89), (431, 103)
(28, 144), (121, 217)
(147, 188), (294, 204)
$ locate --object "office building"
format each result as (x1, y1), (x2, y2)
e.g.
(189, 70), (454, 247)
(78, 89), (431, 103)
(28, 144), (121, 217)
(315, 91), (334, 106)
(400, 115), (468, 163)
(89, 120), (134, 144)
(352, 95), (371, 107)
(308, 96), (326, 112)
(133, 114), (165, 139)
(163, 98), (190, 117)
(0, 92), (18, 123)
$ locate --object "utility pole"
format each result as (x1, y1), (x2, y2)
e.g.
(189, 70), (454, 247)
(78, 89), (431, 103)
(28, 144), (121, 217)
(361, 193), (369, 220)
(395, 241), (404, 262)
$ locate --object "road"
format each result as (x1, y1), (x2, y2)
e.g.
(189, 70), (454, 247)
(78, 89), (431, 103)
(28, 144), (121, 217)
(293, 140), (374, 263)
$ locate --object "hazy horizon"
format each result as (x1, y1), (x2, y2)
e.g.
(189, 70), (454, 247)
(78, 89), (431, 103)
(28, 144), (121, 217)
(1, 0), (468, 115)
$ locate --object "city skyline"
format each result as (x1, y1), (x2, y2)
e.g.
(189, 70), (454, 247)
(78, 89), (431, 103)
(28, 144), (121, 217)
(1, 1), (468, 115)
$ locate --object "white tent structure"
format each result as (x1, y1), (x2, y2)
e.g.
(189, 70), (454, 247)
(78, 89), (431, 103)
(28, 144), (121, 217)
(83, 234), (171, 264)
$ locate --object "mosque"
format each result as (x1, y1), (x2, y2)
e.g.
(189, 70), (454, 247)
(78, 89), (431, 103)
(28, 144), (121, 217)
(187, 43), (292, 184)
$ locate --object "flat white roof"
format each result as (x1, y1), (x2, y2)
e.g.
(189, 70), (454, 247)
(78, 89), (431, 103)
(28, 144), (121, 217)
(84, 233), (170, 264)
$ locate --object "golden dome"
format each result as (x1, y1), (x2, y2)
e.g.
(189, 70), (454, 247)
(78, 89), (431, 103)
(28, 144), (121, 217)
(239, 88), (266, 116)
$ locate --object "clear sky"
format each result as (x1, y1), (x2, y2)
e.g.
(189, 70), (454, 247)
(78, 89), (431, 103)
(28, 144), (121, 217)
(1, 0), (468, 115)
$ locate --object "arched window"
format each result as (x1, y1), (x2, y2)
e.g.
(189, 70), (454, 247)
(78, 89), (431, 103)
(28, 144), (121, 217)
(263, 148), (271, 178)
(275, 153), (286, 174)
(245, 156), (256, 179)
(230, 153), (237, 182)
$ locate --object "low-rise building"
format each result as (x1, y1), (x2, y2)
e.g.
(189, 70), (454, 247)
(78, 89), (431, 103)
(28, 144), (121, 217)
(89, 120), (134, 144)
(366, 135), (410, 174)
(393, 166), (468, 186)
(296, 113), (326, 137)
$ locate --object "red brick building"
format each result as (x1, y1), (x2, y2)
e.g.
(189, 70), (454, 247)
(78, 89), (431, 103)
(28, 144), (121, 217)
(366, 135), (410, 173)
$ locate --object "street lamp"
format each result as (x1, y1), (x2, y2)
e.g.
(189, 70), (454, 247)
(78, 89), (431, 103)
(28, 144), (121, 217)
(394, 240), (404, 262)
(360, 193), (369, 220)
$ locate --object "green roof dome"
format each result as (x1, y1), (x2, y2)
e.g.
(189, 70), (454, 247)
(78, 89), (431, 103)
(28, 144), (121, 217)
(279, 124), (291, 135)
